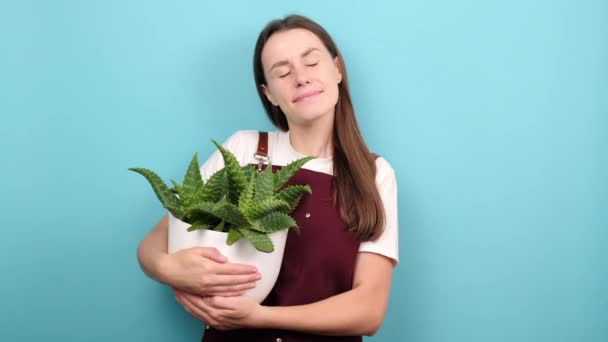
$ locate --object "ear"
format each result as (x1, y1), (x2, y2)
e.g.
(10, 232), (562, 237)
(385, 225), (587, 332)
(334, 56), (343, 84)
(261, 84), (278, 106)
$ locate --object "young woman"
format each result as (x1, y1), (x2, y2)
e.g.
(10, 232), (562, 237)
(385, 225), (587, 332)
(136, 14), (399, 341)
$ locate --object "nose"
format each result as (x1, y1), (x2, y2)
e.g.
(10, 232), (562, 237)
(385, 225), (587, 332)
(292, 64), (310, 87)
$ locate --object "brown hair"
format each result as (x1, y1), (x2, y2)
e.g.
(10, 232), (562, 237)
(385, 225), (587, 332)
(253, 14), (384, 241)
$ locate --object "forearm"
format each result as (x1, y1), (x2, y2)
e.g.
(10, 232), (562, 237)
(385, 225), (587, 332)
(136, 215), (170, 284)
(257, 285), (387, 336)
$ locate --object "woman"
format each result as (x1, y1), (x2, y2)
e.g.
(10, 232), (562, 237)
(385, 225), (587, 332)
(137, 14), (399, 341)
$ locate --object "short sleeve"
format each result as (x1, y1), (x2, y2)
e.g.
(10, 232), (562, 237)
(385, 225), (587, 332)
(358, 157), (399, 266)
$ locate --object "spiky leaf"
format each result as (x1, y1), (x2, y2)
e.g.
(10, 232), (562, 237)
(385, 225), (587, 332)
(273, 156), (315, 191)
(241, 164), (255, 181)
(238, 227), (274, 253)
(226, 228), (244, 245)
(212, 220), (225, 232)
(186, 221), (212, 232)
(188, 201), (218, 218)
(239, 171), (257, 210)
(242, 198), (291, 221)
(212, 140), (247, 204)
(181, 153), (204, 207)
(165, 205), (186, 221)
(170, 179), (181, 190)
(129, 167), (181, 211)
(199, 169), (227, 203)
(215, 200), (250, 227)
(187, 212), (220, 227)
(254, 212), (298, 233)
(276, 185), (312, 209)
(255, 162), (273, 200)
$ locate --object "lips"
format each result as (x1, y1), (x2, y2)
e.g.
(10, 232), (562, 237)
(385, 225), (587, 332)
(293, 90), (323, 103)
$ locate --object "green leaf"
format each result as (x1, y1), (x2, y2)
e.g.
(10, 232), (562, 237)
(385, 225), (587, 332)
(226, 228), (244, 245)
(170, 179), (180, 189)
(238, 227), (274, 253)
(129, 167), (182, 211)
(188, 201), (218, 218)
(214, 200), (251, 227)
(212, 220), (225, 232)
(242, 198), (291, 221)
(185, 210), (219, 227)
(255, 161), (273, 201)
(181, 153), (205, 207)
(273, 156), (316, 191)
(239, 171), (257, 210)
(186, 221), (211, 232)
(241, 164), (255, 181)
(199, 169), (227, 203)
(169, 179), (188, 202)
(166, 205), (187, 221)
(275, 185), (312, 209)
(212, 140), (247, 204)
(253, 212), (298, 233)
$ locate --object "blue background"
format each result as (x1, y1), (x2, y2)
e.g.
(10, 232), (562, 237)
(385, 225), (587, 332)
(1, 1), (606, 341)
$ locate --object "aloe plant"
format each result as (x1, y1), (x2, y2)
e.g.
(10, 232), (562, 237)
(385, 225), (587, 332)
(129, 140), (315, 252)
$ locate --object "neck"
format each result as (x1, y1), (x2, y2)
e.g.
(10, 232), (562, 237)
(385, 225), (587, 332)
(287, 111), (334, 158)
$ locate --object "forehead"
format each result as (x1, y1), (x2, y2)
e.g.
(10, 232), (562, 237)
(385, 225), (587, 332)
(261, 28), (328, 67)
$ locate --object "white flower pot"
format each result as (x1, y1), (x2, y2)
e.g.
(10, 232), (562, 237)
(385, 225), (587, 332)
(167, 213), (288, 303)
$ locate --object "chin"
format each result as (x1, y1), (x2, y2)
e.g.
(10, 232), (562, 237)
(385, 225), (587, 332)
(291, 106), (334, 124)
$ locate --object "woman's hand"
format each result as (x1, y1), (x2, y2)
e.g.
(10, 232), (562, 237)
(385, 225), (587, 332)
(159, 246), (261, 297)
(174, 289), (264, 331)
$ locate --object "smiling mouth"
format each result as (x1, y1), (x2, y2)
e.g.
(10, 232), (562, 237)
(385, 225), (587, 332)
(293, 90), (323, 103)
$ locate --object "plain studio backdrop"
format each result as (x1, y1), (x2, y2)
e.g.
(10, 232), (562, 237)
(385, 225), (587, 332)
(0, 1), (606, 341)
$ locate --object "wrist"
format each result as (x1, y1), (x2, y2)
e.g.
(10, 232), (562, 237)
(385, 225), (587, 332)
(254, 305), (276, 329)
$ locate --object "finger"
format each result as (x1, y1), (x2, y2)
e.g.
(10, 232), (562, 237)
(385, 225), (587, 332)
(199, 295), (234, 313)
(183, 293), (235, 320)
(178, 293), (217, 325)
(206, 273), (261, 288)
(176, 294), (204, 321)
(207, 290), (246, 297)
(205, 281), (256, 294)
(195, 247), (227, 263)
(213, 263), (258, 275)
(206, 296), (238, 310)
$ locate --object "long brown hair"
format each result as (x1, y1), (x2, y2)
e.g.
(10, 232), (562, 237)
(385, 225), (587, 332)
(253, 14), (384, 241)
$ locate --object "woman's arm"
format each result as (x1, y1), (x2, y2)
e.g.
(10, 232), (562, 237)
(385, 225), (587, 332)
(258, 252), (393, 336)
(176, 251), (394, 336)
(174, 156), (399, 334)
(137, 215), (171, 283)
(137, 214), (262, 296)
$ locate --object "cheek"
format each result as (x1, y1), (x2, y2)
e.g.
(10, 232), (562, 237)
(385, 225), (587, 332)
(267, 82), (290, 105)
(325, 84), (340, 106)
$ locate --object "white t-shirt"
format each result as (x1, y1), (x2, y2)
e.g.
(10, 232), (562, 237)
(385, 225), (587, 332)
(199, 130), (399, 265)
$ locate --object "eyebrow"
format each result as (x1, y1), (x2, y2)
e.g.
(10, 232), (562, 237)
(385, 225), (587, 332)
(269, 47), (320, 72)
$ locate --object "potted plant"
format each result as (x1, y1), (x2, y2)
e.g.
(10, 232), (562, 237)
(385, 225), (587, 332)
(130, 140), (314, 302)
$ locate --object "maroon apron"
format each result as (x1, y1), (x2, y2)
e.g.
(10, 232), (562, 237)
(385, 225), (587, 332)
(202, 132), (362, 341)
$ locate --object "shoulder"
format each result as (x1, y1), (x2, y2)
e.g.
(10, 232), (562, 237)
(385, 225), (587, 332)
(374, 156), (397, 185)
(223, 130), (260, 149)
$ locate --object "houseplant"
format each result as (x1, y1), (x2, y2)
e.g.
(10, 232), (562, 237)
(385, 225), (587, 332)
(130, 140), (314, 301)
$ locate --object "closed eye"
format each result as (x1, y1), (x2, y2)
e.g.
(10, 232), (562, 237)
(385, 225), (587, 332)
(306, 62), (318, 67)
(279, 72), (291, 78)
